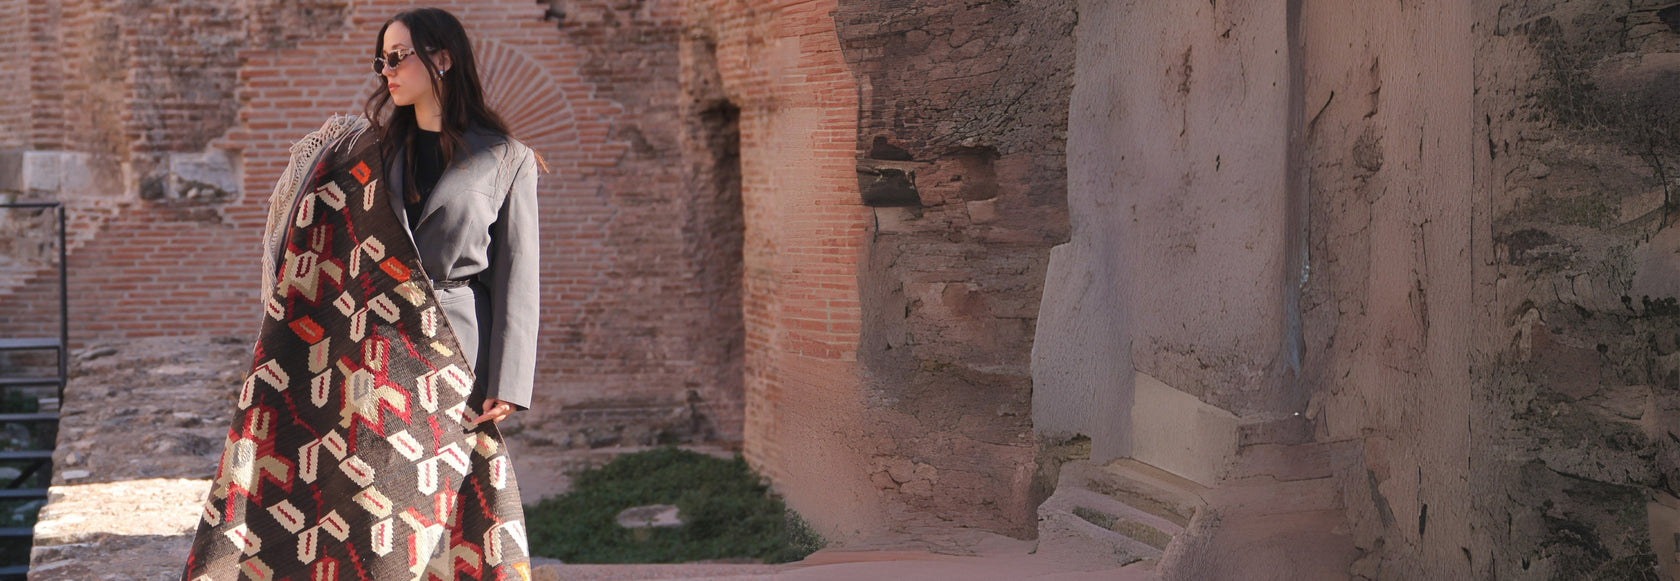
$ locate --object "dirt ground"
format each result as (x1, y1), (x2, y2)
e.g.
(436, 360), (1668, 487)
(27, 335), (1139, 580)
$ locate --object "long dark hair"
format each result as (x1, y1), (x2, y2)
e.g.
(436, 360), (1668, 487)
(364, 8), (512, 204)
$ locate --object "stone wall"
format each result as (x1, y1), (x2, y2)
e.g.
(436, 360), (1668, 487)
(1046, 0), (1680, 578)
(20, 0), (1680, 572)
(667, 0), (1077, 543)
(836, 0), (1074, 538)
(1298, 1), (1477, 578)
(1043, 0), (1294, 484)
(542, 0), (747, 444)
(1304, 0), (1680, 577)
(1460, 0), (1680, 577)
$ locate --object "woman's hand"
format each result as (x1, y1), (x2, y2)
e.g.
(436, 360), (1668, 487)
(470, 398), (517, 425)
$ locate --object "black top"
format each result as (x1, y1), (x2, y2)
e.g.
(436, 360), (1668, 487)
(405, 129), (446, 226)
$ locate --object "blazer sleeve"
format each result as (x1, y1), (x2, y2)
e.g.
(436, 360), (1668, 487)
(481, 146), (541, 409)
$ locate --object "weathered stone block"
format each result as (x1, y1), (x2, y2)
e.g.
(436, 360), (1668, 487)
(1032, 239), (1132, 461)
(0, 150), (97, 196)
(1131, 372), (1239, 487)
(139, 149), (240, 202)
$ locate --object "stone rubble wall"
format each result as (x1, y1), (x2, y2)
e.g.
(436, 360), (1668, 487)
(835, 0), (1074, 539)
(1462, 0), (1680, 578)
(28, 336), (243, 580)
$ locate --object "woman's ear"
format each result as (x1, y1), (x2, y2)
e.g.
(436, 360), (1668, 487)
(434, 50), (453, 75)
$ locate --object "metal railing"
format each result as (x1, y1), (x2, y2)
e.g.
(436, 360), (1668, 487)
(0, 201), (68, 578)
(0, 201), (68, 398)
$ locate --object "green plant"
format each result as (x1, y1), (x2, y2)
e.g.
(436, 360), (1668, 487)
(0, 391), (38, 414)
(525, 447), (826, 564)
(0, 392), (47, 454)
(769, 510), (826, 564)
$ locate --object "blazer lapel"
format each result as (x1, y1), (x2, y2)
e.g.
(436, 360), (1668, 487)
(418, 167), (455, 229)
(414, 127), (497, 229)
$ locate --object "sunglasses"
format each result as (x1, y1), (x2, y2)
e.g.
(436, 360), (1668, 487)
(371, 47), (426, 75)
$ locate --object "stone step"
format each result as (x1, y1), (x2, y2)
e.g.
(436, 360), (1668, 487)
(1237, 414), (1315, 447)
(0, 338), (60, 352)
(1148, 444), (1353, 580)
(1208, 474), (1343, 516)
(1036, 459), (1209, 568)
(0, 378), (60, 389)
(1079, 458), (1207, 527)
(1037, 484), (1175, 566)
(1154, 507), (1356, 580)
(1227, 440), (1355, 483)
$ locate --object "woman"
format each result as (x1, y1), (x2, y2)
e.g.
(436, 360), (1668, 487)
(183, 8), (538, 580)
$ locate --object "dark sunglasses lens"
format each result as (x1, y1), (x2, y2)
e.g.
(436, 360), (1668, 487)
(371, 51), (403, 74)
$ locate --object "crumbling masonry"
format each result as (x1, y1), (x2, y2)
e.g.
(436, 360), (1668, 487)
(3, 0), (1680, 578)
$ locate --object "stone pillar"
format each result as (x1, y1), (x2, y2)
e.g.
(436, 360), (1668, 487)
(1045, 0), (1292, 482)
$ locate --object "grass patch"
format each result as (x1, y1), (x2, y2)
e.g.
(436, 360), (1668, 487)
(525, 447), (826, 564)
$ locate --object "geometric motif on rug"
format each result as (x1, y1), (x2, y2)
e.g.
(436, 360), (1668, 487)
(182, 121), (530, 581)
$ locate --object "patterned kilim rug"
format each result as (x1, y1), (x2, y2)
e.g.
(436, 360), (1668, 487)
(182, 117), (531, 581)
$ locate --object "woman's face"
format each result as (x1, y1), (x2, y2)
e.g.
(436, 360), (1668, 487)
(379, 21), (438, 109)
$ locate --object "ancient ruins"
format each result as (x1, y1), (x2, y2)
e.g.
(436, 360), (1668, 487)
(3, 0), (1680, 578)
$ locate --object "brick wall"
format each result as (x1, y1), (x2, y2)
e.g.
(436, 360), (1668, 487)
(682, 0), (884, 540)
(540, 0), (751, 444)
(0, 0), (749, 453)
(0, 0), (31, 151)
(27, 0), (65, 149)
(58, 0), (123, 158)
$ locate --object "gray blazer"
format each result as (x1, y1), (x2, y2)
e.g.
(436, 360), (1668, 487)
(387, 125), (540, 409)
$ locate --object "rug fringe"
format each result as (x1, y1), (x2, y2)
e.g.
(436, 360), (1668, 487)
(259, 114), (375, 304)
